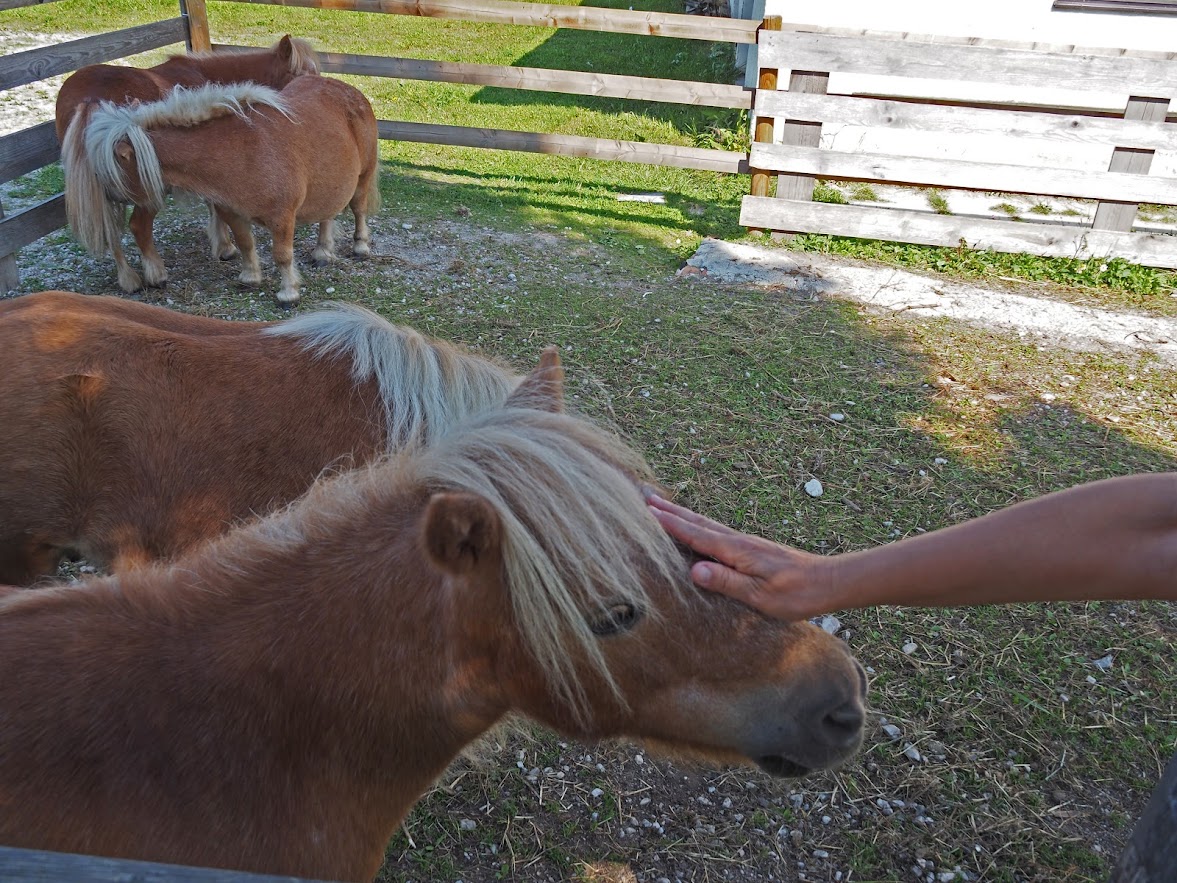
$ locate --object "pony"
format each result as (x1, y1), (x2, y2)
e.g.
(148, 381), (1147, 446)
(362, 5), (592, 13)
(65, 75), (379, 305)
(56, 35), (320, 292)
(0, 350), (868, 882)
(0, 290), (518, 584)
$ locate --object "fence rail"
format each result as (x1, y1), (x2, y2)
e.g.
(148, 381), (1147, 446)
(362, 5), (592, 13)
(228, 0), (760, 42)
(0, 845), (337, 883)
(742, 21), (1177, 267)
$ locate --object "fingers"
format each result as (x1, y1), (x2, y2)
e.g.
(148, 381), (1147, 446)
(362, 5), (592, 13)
(645, 492), (742, 538)
(648, 505), (747, 564)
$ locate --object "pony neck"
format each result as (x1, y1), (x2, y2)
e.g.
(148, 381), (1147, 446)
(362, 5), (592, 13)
(117, 475), (507, 830)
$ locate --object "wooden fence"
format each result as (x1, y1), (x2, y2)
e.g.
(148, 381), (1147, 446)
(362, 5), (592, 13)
(742, 19), (1177, 268)
(0, 0), (201, 290)
(0, 844), (337, 882)
(0, 0), (761, 291)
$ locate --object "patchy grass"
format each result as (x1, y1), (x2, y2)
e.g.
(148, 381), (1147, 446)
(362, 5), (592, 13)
(10, 182), (1175, 882)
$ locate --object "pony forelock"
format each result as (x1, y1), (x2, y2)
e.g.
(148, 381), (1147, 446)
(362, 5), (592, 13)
(411, 407), (690, 719)
(263, 304), (519, 447)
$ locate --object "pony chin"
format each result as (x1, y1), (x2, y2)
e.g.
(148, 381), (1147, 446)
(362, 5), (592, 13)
(633, 738), (816, 780)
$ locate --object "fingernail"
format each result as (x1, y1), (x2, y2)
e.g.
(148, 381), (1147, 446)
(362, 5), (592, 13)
(693, 563), (713, 586)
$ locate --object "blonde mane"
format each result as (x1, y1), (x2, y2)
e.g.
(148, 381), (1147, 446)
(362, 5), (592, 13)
(265, 304), (520, 447)
(412, 407), (690, 714)
(191, 405), (689, 719)
(283, 37), (320, 76)
(83, 83), (291, 209)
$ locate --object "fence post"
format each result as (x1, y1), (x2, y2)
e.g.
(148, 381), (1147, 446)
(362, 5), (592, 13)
(747, 13), (782, 231)
(180, 0), (212, 52)
(0, 200), (18, 294)
(1091, 95), (1169, 233)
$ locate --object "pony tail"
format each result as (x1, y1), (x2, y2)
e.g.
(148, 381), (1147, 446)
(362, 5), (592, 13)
(62, 100), (126, 256)
(83, 104), (166, 214)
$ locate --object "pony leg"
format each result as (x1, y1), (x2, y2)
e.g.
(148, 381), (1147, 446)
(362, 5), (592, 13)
(129, 205), (167, 288)
(217, 208), (261, 286)
(271, 220), (302, 306)
(206, 201), (239, 260)
(109, 219), (143, 293)
(311, 219), (336, 267)
(350, 175), (374, 260)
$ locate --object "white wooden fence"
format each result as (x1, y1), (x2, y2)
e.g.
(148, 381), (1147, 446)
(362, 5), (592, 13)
(742, 20), (1177, 268)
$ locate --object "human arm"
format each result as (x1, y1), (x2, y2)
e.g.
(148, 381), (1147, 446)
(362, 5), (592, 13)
(648, 472), (1177, 620)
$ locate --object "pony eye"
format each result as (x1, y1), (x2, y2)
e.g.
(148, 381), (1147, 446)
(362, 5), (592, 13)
(589, 602), (642, 637)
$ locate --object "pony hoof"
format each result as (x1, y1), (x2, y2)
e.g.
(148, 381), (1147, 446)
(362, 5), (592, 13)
(311, 258), (330, 269)
(352, 249), (371, 261)
(276, 290), (301, 307)
(218, 248), (240, 261)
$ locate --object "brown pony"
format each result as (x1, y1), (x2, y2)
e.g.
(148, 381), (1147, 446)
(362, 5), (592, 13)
(0, 351), (867, 882)
(56, 36), (319, 291)
(65, 75), (379, 305)
(0, 290), (518, 584)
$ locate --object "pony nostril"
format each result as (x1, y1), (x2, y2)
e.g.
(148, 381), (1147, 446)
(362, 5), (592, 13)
(821, 700), (865, 746)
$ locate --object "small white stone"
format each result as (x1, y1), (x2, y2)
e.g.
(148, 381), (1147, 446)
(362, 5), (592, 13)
(402, 223), (413, 230)
(882, 723), (902, 740)
(934, 457), (947, 465)
(459, 819), (477, 831)
(804, 478), (824, 497)
(829, 412), (845, 422)
(819, 615), (842, 635)
(1092, 654), (1114, 671)
(591, 788), (604, 798)
(903, 642), (918, 654)
(325, 287), (336, 294)
(903, 743), (923, 762)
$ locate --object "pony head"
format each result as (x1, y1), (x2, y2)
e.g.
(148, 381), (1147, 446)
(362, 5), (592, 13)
(413, 348), (867, 777)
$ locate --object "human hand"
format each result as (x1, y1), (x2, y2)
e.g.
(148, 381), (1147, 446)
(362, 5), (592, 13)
(646, 493), (834, 621)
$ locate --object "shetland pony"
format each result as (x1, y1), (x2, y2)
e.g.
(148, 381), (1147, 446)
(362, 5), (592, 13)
(56, 35), (319, 291)
(0, 291), (518, 584)
(0, 351), (867, 882)
(66, 76), (379, 305)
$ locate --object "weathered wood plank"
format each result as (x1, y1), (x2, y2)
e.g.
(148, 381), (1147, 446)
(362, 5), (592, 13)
(0, 0), (61, 11)
(758, 30), (1177, 97)
(1092, 96), (1170, 232)
(0, 122), (59, 185)
(749, 142), (1177, 205)
(774, 70), (828, 205)
(0, 845), (338, 883)
(227, 0), (759, 43)
(748, 16), (781, 205)
(755, 91), (1177, 152)
(181, 0), (212, 52)
(301, 50), (750, 108)
(1111, 750), (1177, 883)
(739, 196), (1177, 267)
(378, 120), (747, 173)
(0, 200), (18, 294)
(0, 19), (188, 93)
(0, 194), (65, 258)
(1054, 0), (1177, 13)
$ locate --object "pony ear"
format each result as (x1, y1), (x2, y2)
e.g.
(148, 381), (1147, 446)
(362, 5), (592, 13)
(277, 34), (293, 61)
(421, 492), (503, 576)
(115, 142), (133, 162)
(506, 346), (564, 413)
